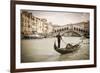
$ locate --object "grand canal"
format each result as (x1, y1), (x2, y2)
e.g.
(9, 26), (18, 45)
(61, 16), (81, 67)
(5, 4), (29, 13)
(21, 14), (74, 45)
(21, 37), (89, 63)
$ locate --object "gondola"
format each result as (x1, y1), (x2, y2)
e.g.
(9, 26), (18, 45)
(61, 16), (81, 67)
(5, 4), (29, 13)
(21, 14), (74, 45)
(54, 42), (80, 54)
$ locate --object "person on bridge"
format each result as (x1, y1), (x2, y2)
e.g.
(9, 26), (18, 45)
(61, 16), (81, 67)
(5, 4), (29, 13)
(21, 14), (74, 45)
(56, 32), (62, 48)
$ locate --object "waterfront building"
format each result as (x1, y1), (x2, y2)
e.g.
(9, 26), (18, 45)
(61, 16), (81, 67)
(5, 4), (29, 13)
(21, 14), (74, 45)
(21, 11), (53, 36)
(47, 22), (53, 33)
(21, 11), (33, 35)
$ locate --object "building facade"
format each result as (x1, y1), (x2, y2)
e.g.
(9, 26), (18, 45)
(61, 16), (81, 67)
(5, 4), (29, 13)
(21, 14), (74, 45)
(21, 11), (53, 36)
(21, 11), (33, 35)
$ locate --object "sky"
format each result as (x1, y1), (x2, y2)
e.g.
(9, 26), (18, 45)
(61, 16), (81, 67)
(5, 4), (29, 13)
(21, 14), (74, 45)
(27, 10), (89, 26)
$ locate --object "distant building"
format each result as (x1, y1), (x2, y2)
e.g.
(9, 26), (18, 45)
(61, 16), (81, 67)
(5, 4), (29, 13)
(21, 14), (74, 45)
(47, 22), (53, 33)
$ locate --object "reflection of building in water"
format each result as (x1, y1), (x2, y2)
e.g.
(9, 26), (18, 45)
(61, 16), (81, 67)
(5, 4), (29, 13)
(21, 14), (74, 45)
(21, 11), (53, 35)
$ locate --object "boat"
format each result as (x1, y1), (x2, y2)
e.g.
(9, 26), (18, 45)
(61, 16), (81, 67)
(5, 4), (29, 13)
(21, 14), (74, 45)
(54, 42), (80, 54)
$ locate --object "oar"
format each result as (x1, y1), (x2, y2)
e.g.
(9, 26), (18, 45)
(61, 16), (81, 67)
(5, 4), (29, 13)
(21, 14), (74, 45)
(76, 37), (83, 45)
(61, 39), (67, 45)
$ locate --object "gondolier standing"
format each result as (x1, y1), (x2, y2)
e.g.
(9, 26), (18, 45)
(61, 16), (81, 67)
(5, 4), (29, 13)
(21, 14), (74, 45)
(56, 32), (62, 48)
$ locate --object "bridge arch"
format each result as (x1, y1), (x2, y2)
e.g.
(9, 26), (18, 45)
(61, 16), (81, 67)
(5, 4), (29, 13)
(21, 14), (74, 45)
(62, 30), (82, 37)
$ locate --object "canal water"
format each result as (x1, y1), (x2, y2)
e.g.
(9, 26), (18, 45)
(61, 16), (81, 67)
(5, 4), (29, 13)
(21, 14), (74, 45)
(21, 37), (89, 63)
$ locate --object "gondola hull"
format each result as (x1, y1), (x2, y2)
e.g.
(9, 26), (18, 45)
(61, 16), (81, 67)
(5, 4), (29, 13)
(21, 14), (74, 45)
(54, 42), (80, 54)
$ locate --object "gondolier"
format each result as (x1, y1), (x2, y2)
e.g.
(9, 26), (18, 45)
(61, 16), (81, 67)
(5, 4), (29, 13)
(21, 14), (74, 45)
(56, 32), (62, 48)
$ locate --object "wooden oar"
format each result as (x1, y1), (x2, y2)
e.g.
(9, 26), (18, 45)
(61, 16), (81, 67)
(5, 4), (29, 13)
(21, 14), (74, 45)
(61, 39), (67, 45)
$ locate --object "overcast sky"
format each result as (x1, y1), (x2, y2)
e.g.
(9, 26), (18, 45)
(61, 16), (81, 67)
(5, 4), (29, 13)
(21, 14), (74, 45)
(27, 10), (89, 26)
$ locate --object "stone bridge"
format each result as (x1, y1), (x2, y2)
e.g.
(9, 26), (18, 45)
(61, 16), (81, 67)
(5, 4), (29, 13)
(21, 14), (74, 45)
(48, 25), (89, 37)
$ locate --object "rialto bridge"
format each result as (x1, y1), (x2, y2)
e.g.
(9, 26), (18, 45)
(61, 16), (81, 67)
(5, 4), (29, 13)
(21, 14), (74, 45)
(50, 24), (89, 37)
